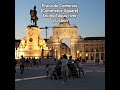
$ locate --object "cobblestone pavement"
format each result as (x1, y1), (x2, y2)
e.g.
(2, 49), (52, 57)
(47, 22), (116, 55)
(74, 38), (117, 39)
(15, 64), (105, 90)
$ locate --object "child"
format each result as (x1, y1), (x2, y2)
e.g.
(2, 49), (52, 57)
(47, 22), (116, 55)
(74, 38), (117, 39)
(46, 64), (50, 78)
(50, 70), (57, 80)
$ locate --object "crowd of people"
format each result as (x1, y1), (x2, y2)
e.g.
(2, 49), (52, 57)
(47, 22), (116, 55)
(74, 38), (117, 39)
(15, 54), (85, 84)
(45, 54), (85, 84)
(15, 55), (41, 74)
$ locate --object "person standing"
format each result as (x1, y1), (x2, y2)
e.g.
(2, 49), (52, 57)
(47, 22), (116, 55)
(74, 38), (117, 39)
(68, 56), (74, 78)
(45, 64), (50, 78)
(29, 57), (32, 67)
(77, 60), (85, 77)
(61, 54), (68, 84)
(26, 58), (30, 70)
(19, 55), (25, 74)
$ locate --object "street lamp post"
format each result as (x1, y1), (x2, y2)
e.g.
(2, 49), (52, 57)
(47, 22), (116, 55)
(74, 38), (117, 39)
(77, 50), (79, 58)
(80, 53), (82, 60)
(84, 53), (88, 64)
(94, 50), (96, 63)
(56, 50), (58, 60)
(55, 49), (56, 59)
(40, 45), (44, 63)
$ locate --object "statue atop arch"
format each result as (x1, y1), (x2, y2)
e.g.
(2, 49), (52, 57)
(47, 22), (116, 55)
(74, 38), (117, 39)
(60, 17), (69, 23)
(30, 6), (38, 26)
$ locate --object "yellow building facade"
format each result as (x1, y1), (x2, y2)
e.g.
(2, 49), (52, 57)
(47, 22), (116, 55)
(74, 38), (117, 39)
(15, 21), (105, 63)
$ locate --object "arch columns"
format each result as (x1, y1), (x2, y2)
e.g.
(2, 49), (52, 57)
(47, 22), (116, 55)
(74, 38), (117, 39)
(70, 38), (79, 59)
(53, 43), (61, 59)
(70, 43), (76, 59)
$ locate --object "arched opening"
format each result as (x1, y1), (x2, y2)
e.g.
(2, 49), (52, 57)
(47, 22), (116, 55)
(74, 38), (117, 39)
(60, 38), (70, 58)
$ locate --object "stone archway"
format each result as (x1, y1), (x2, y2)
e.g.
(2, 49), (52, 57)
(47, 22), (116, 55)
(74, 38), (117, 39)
(47, 20), (82, 59)
(59, 37), (70, 56)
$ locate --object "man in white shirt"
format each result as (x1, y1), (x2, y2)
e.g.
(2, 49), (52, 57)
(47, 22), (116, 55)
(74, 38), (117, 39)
(61, 54), (68, 84)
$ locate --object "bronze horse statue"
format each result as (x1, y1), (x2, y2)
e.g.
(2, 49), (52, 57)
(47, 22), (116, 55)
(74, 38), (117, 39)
(30, 6), (38, 26)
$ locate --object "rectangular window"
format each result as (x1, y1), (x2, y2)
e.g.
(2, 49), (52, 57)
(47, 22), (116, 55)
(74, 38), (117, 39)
(96, 47), (99, 52)
(91, 48), (94, 52)
(85, 48), (88, 52)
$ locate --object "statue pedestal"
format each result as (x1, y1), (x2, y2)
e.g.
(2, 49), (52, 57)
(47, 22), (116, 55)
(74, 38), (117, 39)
(24, 26), (41, 58)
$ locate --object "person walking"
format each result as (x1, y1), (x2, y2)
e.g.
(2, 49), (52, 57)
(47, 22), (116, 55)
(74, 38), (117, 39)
(68, 56), (74, 78)
(77, 60), (85, 77)
(26, 58), (30, 70)
(61, 54), (69, 84)
(45, 64), (50, 78)
(19, 55), (25, 74)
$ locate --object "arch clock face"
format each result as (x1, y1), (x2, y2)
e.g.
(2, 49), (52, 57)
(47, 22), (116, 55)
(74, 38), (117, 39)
(29, 38), (33, 42)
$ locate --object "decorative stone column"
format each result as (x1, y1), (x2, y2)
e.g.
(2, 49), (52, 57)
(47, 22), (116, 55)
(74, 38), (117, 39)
(70, 43), (76, 59)
(88, 52), (91, 63)
(99, 52), (103, 64)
